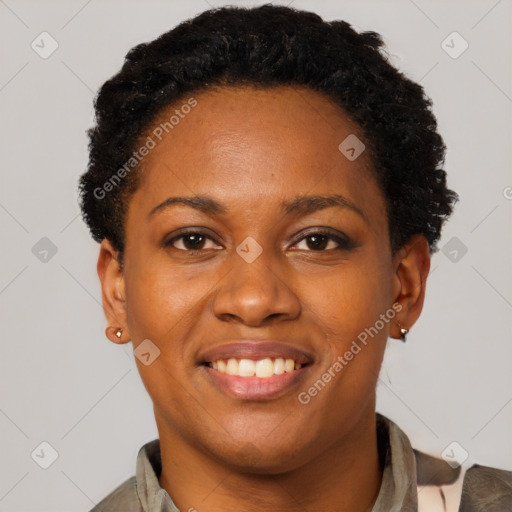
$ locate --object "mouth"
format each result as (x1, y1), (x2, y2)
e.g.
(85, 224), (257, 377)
(198, 341), (314, 401)
(204, 357), (305, 377)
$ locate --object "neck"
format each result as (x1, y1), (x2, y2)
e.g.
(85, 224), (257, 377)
(157, 410), (383, 512)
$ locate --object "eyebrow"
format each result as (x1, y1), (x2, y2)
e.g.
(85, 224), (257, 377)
(148, 194), (367, 221)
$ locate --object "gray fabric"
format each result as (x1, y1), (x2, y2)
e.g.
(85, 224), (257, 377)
(90, 476), (140, 512)
(414, 449), (460, 486)
(89, 414), (512, 512)
(458, 464), (512, 512)
(371, 415), (418, 511)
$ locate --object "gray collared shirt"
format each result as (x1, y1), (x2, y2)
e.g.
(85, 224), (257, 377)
(90, 414), (512, 511)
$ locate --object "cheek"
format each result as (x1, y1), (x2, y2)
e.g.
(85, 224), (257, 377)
(123, 264), (209, 413)
(304, 254), (393, 404)
(311, 259), (393, 351)
(123, 257), (209, 370)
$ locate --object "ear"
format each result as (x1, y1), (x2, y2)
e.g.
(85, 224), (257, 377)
(97, 239), (130, 344)
(390, 234), (431, 340)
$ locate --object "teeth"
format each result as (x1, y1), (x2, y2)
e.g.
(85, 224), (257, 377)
(284, 358), (295, 373)
(226, 358), (238, 375)
(238, 359), (256, 377)
(209, 357), (303, 378)
(255, 358), (274, 378)
(274, 358), (285, 375)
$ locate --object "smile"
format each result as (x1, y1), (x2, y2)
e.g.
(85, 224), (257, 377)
(198, 340), (314, 400)
(202, 360), (312, 401)
(206, 357), (303, 378)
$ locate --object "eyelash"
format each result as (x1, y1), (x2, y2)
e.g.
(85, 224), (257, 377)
(164, 228), (354, 253)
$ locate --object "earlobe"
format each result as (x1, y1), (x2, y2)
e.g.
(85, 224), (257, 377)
(390, 235), (431, 341)
(97, 239), (131, 344)
(105, 326), (127, 344)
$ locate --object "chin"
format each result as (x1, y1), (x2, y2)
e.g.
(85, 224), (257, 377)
(211, 437), (314, 475)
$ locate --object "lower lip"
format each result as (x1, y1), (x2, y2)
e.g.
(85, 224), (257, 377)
(202, 365), (310, 401)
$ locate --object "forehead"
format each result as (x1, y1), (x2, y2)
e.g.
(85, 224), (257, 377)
(129, 85), (386, 223)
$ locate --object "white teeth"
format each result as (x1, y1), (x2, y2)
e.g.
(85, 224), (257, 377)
(284, 358), (295, 373)
(238, 359), (256, 377)
(210, 357), (304, 378)
(274, 358), (285, 375)
(226, 358), (239, 375)
(255, 358), (274, 378)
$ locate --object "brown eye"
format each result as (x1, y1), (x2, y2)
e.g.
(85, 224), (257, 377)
(298, 234), (334, 251)
(165, 232), (221, 251)
(293, 229), (353, 252)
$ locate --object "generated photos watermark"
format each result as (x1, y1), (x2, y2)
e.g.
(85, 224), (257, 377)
(93, 97), (198, 200)
(298, 302), (402, 404)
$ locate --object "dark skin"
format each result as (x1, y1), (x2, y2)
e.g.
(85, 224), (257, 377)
(97, 85), (430, 512)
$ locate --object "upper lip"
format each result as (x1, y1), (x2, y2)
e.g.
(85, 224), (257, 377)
(198, 340), (314, 365)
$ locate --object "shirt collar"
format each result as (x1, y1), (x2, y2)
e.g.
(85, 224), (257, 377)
(371, 413), (418, 511)
(135, 438), (179, 512)
(135, 413), (418, 512)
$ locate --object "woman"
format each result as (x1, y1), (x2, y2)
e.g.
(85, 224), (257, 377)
(79, 4), (511, 511)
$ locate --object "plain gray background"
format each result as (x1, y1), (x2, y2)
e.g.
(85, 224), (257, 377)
(1, 0), (511, 510)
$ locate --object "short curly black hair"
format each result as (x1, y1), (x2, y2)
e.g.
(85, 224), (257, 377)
(79, 3), (458, 260)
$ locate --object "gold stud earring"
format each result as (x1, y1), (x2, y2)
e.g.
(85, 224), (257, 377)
(105, 326), (123, 340)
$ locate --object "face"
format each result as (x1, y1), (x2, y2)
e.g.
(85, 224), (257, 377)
(98, 85), (429, 473)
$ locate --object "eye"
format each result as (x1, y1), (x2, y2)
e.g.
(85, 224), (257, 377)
(164, 231), (222, 251)
(164, 228), (354, 253)
(292, 229), (353, 252)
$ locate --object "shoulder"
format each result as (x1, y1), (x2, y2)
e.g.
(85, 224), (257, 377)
(89, 476), (141, 512)
(459, 464), (512, 511)
(413, 449), (512, 511)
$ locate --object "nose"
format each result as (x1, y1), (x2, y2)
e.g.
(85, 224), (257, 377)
(211, 250), (301, 327)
